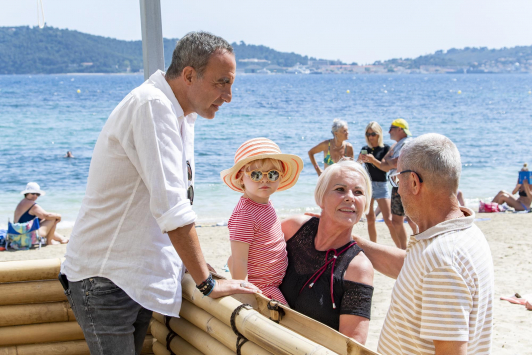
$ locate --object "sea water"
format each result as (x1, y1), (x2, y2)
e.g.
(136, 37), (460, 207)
(1, 74), (531, 228)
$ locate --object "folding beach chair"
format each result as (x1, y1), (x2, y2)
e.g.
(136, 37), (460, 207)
(6, 218), (42, 250)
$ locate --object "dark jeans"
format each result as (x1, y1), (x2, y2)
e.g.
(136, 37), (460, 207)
(65, 276), (153, 355)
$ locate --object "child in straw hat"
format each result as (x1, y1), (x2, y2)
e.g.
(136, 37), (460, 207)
(220, 138), (304, 304)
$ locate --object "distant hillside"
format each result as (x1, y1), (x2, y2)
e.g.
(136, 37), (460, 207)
(0, 26), (324, 74)
(377, 46), (532, 70)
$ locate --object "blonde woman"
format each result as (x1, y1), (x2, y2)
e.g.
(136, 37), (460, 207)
(308, 119), (354, 176)
(358, 122), (396, 243)
(280, 160), (374, 344)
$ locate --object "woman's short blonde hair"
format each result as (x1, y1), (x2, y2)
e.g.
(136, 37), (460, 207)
(236, 158), (285, 189)
(365, 121), (384, 148)
(314, 159), (372, 214)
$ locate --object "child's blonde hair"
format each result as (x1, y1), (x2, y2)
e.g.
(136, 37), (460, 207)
(236, 158), (286, 189)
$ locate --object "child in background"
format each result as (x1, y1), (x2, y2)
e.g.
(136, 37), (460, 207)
(220, 138), (304, 304)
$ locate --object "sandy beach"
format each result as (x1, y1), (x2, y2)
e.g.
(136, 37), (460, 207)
(1, 212), (530, 354)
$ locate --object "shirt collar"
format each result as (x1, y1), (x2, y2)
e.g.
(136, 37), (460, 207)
(148, 70), (197, 123)
(414, 207), (475, 241)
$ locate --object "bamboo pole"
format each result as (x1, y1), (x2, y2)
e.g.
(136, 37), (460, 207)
(142, 335), (155, 354)
(0, 301), (75, 327)
(169, 301), (272, 355)
(252, 296), (379, 355)
(0, 280), (66, 306)
(0, 336), (155, 355)
(181, 274), (336, 355)
(152, 341), (171, 355)
(0, 321), (84, 346)
(150, 318), (203, 355)
(167, 317), (235, 355)
(0, 259), (63, 283)
(188, 276), (379, 355)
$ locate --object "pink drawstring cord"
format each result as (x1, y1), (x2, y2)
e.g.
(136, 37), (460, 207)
(299, 241), (357, 309)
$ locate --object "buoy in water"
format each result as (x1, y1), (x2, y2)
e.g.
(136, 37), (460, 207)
(346, 90), (350, 94)
(457, 90), (462, 94)
(528, 91), (531, 94)
(77, 89), (81, 93)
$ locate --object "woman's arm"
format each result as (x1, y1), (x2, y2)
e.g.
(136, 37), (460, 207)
(30, 205), (61, 222)
(512, 181), (522, 195)
(308, 141), (327, 176)
(339, 252), (374, 344)
(360, 153), (382, 169)
(230, 241), (250, 280)
(345, 143), (354, 159)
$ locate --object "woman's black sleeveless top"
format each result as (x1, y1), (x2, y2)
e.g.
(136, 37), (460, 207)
(279, 217), (373, 330)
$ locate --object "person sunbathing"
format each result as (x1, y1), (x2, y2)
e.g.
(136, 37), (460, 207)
(14, 182), (69, 244)
(492, 177), (531, 212)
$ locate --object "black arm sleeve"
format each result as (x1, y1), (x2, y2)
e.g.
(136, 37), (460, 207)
(340, 281), (374, 320)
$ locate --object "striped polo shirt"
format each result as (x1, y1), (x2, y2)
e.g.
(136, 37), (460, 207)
(378, 207), (494, 355)
(228, 197), (288, 287)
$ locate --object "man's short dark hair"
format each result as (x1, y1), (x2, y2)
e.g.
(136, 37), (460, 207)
(166, 31), (234, 79)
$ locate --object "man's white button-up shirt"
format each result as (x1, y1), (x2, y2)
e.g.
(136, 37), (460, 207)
(62, 70), (197, 316)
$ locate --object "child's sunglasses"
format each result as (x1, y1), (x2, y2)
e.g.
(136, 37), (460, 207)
(245, 170), (282, 182)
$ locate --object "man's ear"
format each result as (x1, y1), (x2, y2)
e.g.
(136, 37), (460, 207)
(411, 173), (422, 195)
(181, 66), (196, 86)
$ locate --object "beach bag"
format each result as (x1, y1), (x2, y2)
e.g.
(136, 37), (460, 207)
(478, 201), (500, 213)
(6, 219), (41, 250)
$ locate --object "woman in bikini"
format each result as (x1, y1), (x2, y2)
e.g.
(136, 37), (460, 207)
(492, 164), (531, 212)
(14, 182), (69, 244)
(308, 119), (354, 176)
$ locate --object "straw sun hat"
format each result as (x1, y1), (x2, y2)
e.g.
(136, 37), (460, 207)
(20, 182), (46, 196)
(221, 138), (304, 193)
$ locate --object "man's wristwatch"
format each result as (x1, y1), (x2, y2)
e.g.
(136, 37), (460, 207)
(196, 273), (216, 296)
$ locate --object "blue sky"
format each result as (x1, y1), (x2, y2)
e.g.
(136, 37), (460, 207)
(3, 0), (532, 64)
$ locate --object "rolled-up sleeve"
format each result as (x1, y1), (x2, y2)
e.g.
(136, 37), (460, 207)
(126, 99), (196, 233)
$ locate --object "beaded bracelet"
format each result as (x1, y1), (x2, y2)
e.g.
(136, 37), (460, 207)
(196, 273), (216, 296)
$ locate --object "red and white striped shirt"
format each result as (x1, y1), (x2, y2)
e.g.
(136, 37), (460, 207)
(228, 197), (288, 302)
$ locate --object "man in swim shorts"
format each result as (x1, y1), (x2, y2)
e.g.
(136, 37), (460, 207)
(378, 119), (413, 249)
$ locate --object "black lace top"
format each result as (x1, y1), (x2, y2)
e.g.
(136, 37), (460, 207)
(279, 218), (374, 330)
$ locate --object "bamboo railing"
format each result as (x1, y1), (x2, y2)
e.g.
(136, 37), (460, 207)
(0, 258), (154, 354)
(0, 258), (380, 355)
(152, 274), (379, 355)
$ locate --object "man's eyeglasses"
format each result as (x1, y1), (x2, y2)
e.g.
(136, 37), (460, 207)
(187, 161), (194, 205)
(366, 132), (378, 137)
(245, 169), (282, 182)
(388, 170), (423, 188)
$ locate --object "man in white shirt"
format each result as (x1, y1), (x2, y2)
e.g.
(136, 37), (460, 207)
(61, 32), (259, 355)
(355, 134), (494, 355)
